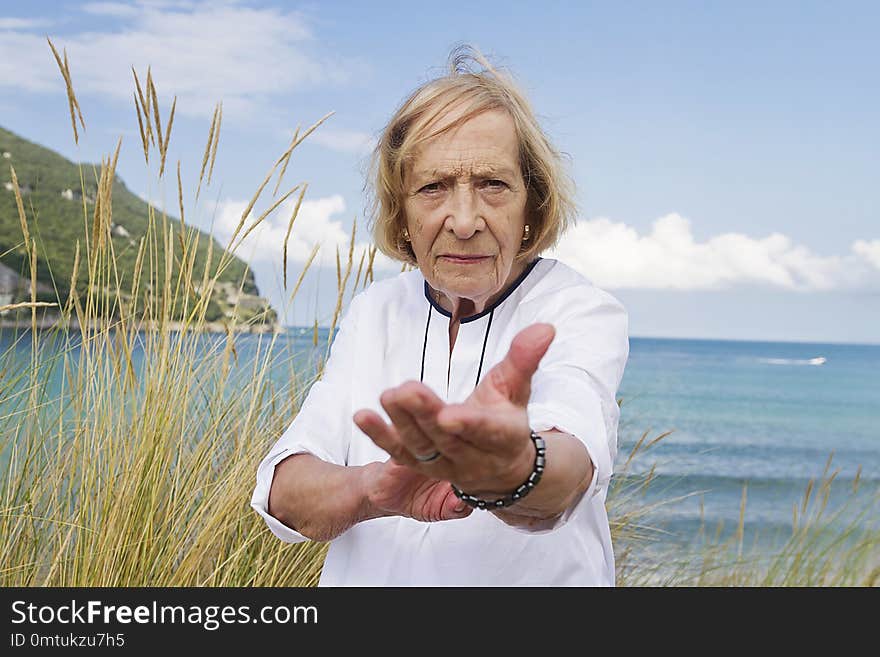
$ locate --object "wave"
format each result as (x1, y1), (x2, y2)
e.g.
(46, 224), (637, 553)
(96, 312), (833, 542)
(757, 356), (826, 366)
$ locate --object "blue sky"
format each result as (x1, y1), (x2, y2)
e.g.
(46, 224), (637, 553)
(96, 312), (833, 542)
(1, 0), (878, 343)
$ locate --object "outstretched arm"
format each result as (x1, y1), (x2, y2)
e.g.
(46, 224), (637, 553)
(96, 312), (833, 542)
(354, 323), (595, 529)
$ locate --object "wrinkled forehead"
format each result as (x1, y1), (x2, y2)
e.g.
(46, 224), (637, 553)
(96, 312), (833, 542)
(403, 106), (521, 179)
(408, 154), (521, 184)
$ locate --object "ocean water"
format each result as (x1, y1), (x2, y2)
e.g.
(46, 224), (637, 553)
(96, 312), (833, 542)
(616, 337), (880, 550)
(2, 328), (878, 554)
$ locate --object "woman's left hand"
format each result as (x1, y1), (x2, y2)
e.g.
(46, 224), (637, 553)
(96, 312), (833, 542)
(353, 323), (555, 498)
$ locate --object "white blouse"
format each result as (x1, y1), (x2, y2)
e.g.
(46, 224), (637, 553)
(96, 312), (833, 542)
(251, 258), (629, 586)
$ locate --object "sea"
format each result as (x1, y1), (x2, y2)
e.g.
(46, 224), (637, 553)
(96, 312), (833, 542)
(2, 327), (878, 555)
(616, 336), (879, 553)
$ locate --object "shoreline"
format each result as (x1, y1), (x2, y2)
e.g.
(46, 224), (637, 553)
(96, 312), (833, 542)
(0, 315), (282, 335)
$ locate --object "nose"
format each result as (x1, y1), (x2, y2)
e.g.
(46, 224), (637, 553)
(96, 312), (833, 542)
(444, 185), (484, 239)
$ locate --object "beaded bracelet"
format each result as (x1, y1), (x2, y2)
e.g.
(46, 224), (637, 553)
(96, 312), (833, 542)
(451, 431), (546, 510)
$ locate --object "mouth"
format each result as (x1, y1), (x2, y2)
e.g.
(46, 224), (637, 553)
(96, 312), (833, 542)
(437, 254), (492, 265)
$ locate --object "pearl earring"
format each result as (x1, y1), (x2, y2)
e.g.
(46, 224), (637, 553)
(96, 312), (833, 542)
(403, 228), (410, 242)
(522, 224), (531, 242)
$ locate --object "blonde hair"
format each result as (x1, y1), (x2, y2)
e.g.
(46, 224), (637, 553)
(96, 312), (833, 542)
(368, 45), (577, 265)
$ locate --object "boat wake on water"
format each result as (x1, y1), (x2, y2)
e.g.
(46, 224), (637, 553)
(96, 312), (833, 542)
(758, 356), (827, 366)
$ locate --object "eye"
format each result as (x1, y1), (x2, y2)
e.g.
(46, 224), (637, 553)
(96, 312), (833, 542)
(418, 182), (444, 195)
(481, 179), (509, 192)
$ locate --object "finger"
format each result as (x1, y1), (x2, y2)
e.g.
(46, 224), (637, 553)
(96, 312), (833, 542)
(439, 483), (473, 520)
(380, 384), (441, 462)
(353, 408), (417, 467)
(432, 429), (484, 466)
(437, 403), (529, 455)
(384, 388), (507, 483)
(398, 384), (460, 453)
(420, 404), (486, 463)
(472, 323), (555, 407)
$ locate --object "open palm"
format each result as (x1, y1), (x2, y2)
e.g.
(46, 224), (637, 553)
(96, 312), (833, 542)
(355, 323), (556, 497)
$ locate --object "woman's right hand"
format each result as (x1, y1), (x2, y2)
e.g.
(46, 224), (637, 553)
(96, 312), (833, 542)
(361, 459), (473, 523)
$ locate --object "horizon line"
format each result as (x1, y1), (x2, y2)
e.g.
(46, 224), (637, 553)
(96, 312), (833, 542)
(280, 325), (880, 348)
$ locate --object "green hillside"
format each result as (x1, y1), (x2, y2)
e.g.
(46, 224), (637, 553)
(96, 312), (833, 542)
(0, 126), (277, 329)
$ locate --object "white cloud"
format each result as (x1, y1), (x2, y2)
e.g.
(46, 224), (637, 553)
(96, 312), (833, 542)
(0, 29), (68, 94)
(211, 193), (397, 273)
(549, 213), (878, 291)
(0, 1), (363, 120)
(853, 239), (880, 271)
(0, 17), (51, 29)
(81, 2), (141, 17)
(213, 204), (877, 292)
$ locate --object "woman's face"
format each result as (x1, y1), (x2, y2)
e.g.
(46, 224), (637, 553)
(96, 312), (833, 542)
(403, 109), (529, 314)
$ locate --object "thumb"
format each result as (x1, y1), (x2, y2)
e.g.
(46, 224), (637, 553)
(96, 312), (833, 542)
(473, 323), (555, 407)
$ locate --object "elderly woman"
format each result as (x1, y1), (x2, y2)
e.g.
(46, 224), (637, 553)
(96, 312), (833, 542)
(251, 50), (629, 586)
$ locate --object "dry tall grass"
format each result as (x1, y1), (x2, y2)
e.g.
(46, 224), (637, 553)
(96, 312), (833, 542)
(0, 55), (353, 586)
(1, 47), (876, 587)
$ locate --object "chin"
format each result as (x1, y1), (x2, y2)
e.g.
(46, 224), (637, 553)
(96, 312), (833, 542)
(427, 264), (503, 302)
(438, 279), (497, 302)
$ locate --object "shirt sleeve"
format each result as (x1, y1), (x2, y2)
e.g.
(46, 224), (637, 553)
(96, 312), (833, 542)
(250, 294), (363, 543)
(524, 286), (629, 532)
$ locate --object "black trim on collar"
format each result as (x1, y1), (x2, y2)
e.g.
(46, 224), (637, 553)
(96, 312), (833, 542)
(423, 258), (542, 324)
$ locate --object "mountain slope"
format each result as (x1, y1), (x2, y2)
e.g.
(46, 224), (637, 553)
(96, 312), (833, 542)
(0, 126), (277, 329)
